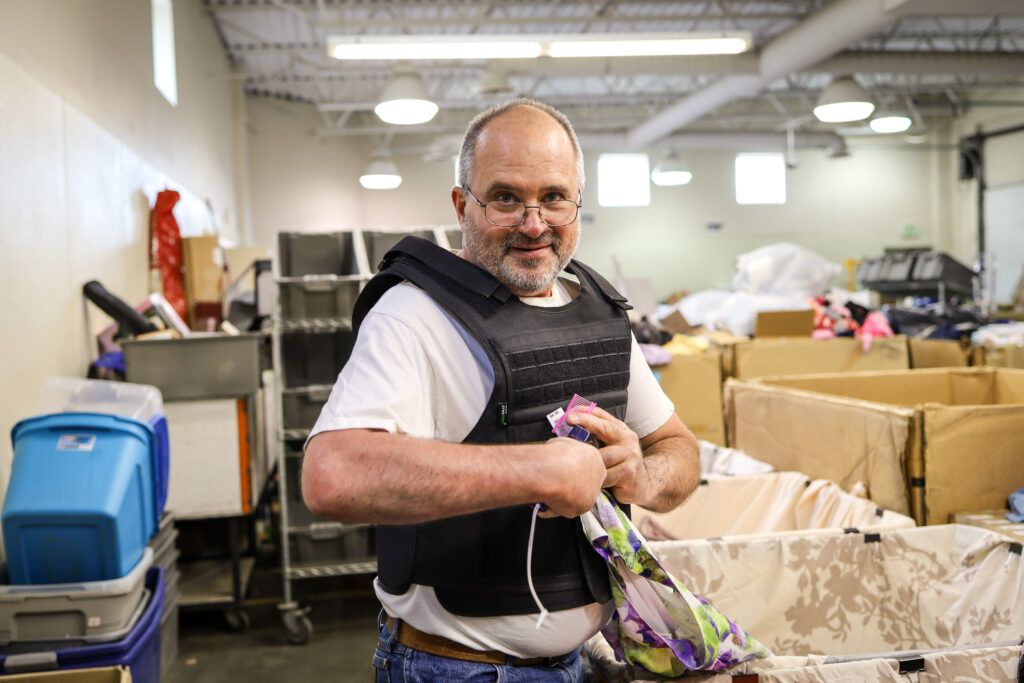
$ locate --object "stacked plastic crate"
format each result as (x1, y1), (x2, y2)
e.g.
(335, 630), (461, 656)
(0, 378), (171, 681)
(272, 227), (447, 644)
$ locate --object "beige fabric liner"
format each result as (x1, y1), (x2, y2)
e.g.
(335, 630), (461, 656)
(632, 471), (915, 543)
(586, 524), (1024, 682)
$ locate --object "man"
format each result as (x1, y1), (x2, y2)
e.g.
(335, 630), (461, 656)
(303, 98), (700, 680)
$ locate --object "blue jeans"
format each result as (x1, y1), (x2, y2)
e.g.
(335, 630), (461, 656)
(373, 612), (583, 682)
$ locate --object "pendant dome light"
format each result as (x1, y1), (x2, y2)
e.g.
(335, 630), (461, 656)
(813, 76), (875, 123)
(651, 152), (693, 186)
(869, 114), (913, 134)
(374, 62), (438, 125)
(359, 150), (402, 190)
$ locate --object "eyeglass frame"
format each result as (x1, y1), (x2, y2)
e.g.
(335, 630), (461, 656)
(460, 186), (583, 228)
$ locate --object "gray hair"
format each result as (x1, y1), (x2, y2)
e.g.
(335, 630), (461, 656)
(456, 98), (585, 190)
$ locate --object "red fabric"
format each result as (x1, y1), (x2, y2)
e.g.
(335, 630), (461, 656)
(149, 189), (187, 321)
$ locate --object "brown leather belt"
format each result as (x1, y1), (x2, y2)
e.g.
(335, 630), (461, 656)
(385, 616), (568, 667)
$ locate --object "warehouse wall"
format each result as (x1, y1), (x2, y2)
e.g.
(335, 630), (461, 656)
(942, 91), (1024, 302)
(0, 1), (238, 512)
(248, 99), (942, 297)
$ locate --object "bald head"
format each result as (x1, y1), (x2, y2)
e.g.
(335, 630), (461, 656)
(456, 98), (585, 191)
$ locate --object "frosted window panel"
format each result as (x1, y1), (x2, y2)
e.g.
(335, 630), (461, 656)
(152, 0), (178, 106)
(598, 154), (650, 207)
(735, 153), (786, 205)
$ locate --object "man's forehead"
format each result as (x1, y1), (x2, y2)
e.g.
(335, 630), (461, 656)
(478, 107), (568, 144)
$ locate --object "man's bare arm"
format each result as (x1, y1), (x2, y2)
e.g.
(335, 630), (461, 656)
(302, 429), (607, 524)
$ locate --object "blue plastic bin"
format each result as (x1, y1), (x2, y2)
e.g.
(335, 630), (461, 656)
(0, 566), (164, 681)
(2, 413), (164, 584)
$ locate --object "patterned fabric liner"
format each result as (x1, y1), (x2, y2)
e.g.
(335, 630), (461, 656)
(581, 490), (771, 676)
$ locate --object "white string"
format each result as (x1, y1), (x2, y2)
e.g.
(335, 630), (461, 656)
(526, 503), (549, 629)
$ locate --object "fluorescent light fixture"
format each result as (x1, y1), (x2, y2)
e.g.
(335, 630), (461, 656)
(331, 36), (541, 60)
(360, 155), (402, 190)
(328, 32), (750, 61)
(549, 35), (749, 58)
(869, 114), (913, 134)
(813, 76), (875, 123)
(375, 66), (438, 125)
(651, 153), (692, 186)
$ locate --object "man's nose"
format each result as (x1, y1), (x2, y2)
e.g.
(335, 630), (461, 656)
(516, 206), (547, 238)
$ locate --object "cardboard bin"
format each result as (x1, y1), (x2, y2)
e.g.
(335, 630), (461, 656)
(655, 350), (725, 446)
(587, 525), (1024, 682)
(729, 335), (909, 380)
(631, 471), (914, 543)
(907, 338), (970, 368)
(1, 667), (131, 683)
(725, 367), (1024, 524)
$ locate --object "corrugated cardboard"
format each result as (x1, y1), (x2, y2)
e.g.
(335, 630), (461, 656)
(908, 338), (970, 368)
(951, 509), (1024, 544)
(182, 235), (223, 329)
(3, 667), (131, 682)
(975, 344), (1024, 369)
(753, 309), (814, 338)
(730, 335), (909, 379)
(655, 350), (725, 446)
(658, 310), (696, 336)
(182, 236), (223, 302)
(725, 367), (1024, 525)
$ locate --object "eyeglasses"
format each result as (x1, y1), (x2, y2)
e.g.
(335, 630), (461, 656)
(461, 186), (582, 228)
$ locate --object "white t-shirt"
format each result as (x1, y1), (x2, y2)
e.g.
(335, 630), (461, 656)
(309, 277), (675, 657)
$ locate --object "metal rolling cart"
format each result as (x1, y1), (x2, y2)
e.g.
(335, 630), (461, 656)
(271, 226), (455, 644)
(122, 333), (270, 634)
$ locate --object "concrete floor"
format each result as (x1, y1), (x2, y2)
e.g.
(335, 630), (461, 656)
(165, 572), (382, 683)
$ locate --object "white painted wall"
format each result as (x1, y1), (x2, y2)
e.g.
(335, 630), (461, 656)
(939, 89), (1024, 301)
(248, 99), (944, 298)
(0, 1), (238, 515)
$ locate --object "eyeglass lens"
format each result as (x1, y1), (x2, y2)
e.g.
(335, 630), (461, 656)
(485, 200), (578, 227)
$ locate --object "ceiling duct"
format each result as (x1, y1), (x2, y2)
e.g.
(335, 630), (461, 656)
(626, 0), (1024, 148)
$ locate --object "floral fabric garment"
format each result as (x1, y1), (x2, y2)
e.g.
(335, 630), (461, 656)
(581, 491), (771, 676)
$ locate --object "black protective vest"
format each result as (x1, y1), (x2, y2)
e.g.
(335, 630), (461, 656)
(352, 237), (632, 616)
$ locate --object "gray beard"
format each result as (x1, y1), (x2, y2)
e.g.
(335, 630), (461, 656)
(461, 219), (576, 296)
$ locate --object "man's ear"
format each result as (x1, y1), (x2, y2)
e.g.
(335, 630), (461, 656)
(452, 185), (467, 225)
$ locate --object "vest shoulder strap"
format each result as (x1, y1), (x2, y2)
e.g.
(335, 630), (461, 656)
(569, 260), (633, 311)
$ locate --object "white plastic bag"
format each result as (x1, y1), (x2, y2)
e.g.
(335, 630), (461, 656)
(732, 243), (841, 299)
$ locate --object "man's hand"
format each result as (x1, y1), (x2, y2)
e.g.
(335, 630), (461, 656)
(564, 405), (651, 505)
(536, 436), (606, 519)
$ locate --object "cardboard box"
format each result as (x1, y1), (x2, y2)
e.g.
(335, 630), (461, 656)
(655, 350), (725, 446)
(657, 310), (696, 336)
(908, 338), (970, 368)
(974, 344), (1024, 369)
(3, 667), (131, 682)
(182, 235), (224, 329)
(725, 367), (1024, 525)
(753, 309), (814, 338)
(951, 509), (1024, 544)
(730, 335), (909, 380)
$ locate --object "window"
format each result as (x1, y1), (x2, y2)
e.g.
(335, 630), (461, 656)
(152, 0), (178, 106)
(597, 154), (650, 207)
(735, 153), (786, 205)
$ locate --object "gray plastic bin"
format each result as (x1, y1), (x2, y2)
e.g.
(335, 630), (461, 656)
(123, 334), (261, 400)
(277, 232), (359, 277)
(281, 329), (354, 388)
(281, 386), (332, 431)
(288, 523), (373, 566)
(279, 278), (361, 321)
(363, 230), (435, 273)
(0, 548), (153, 646)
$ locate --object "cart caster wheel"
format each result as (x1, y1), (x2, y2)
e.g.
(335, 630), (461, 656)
(225, 608), (251, 633)
(283, 611), (313, 645)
